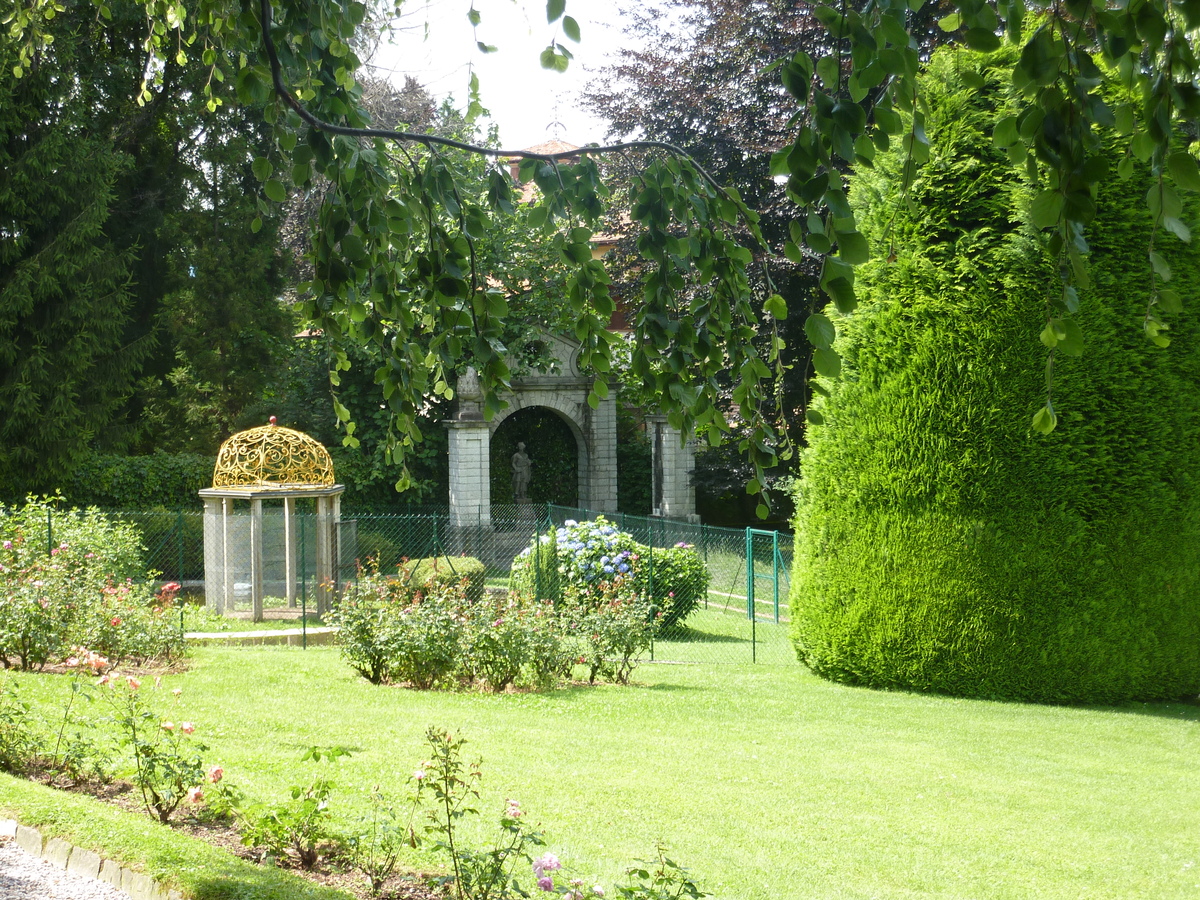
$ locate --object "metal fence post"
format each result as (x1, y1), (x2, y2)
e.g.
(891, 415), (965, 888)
(177, 509), (185, 583)
(773, 529), (780, 624)
(745, 527), (754, 620)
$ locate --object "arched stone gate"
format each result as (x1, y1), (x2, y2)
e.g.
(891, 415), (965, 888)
(445, 332), (698, 530)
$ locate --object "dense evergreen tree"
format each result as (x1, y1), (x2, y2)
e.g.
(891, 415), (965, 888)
(791, 49), (1200, 703)
(0, 23), (144, 493)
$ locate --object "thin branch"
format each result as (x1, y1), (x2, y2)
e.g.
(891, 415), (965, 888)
(255, 0), (728, 192)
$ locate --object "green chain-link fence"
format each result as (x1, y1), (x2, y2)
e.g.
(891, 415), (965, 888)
(12, 504), (795, 664)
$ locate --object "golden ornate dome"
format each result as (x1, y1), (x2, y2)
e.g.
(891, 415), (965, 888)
(212, 421), (335, 488)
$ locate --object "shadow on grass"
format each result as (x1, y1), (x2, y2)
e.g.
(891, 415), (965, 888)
(655, 627), (747, 645)
(1103, 696), (1200, 722)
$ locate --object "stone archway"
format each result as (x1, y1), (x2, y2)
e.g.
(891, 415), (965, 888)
(445, 330), (699, 530)
(490, 407), (580, 507)
(446, 332), (617, 528)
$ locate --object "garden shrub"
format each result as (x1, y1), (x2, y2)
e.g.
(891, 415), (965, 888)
(329, 575), (463, 687)
(61, 451), (214, 510)
(354, 529), (402, 572)
(507, 528), (560, 600)
(558, 584), (658, 685)
(646, 545), (709, 629)
(0, 499), (182, 669)
(791, 47), (1200, 703)
(333, 562), (656, 690)
(509, 517), (707, 629)
(399, 555), (486, 604)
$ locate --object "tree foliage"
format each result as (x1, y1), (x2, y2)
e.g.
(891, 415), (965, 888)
(0, 24), (143, 493)
(791, 48), (1200, 703)
(6, 0), (1200, 503)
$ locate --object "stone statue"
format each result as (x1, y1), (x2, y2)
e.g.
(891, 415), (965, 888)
(511, 442), (532, 501)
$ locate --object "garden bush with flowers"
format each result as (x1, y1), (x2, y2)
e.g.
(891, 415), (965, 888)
(0, 498), (184, 670)
(509, 518), (709, 629)
(331, 559), (657, 690)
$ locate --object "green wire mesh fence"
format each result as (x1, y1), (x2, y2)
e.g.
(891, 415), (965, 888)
(9, 504), (795, 665)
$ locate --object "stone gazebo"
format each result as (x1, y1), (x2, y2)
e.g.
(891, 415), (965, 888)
(200, 420), (344, 621)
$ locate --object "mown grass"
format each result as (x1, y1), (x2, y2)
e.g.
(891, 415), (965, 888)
(0, 773), (351, 899)
(4, 645), (1198, 900)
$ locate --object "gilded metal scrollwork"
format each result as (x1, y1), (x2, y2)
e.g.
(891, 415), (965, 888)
(212, 424), (335, 487)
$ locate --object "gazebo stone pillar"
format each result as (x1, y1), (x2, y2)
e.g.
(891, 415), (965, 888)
(648, 415), (699, 523)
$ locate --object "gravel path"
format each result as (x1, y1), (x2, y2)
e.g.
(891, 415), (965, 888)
(0, 838), (132, 900)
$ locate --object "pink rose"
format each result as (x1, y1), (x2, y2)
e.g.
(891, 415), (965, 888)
(187, 787), (203, 804)
(161, 721), (175, 731)
(126, 676), (140, 690)
(180, 722), (195, 735)
(208, 766), (224, 783)
(537, 876), (554, 892)
(172, 688), (182, 698)
(110, 616), (122, 627)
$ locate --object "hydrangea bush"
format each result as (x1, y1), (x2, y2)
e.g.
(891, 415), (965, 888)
(509, 518), (709, 629)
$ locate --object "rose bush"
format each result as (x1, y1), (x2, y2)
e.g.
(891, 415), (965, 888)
(0, 499), (182, 669)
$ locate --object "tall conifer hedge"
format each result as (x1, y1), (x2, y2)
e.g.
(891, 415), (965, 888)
(791, 49), (1200, 702)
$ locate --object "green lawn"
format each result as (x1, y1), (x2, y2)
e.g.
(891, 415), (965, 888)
(3, 645), (1198, 900)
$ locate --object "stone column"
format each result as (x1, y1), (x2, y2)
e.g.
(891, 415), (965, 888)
(284, 497), (296, 607)
(250, 498), (264, 622)
(202, 497), (225, 614)
(585, 391), (619, 513)
(447, 421), (492, 528)
(648, 415), (699, 522)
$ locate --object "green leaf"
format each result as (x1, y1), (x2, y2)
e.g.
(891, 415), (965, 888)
(467, 6), (480, 25)
(1164, 216), (1192, 242)
(836, 230), (869, 265)
(816, 55), (839, 89)
(992, 115), (1018, 148)
(1030, 190), (1063, 229)
(1168, 151), (1200, 191)
(1158, 289), (1184, 314)
(1031, 404), (1058, 435)
(546, 0), (565, 23)
(1054, 317), (1084, 356)
(250, 216), (262, 234)
(813, 346), (842, 377)
(937, 12), (961, 31)
(805, 409), (825, 426)
(804, 312), (836, 349)
(964, 28), (1001, 51)
(764, 293), (788, 320)
(562, 15), (580, 41)
(1149, 250), (1172, 282)
(264, 179), (286, 202)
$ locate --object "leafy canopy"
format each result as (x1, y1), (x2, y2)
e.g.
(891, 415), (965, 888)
(7, 0), (1200, 503)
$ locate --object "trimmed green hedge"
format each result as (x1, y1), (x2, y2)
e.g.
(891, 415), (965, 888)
(790, 48), (1200, 703)
(60, 452), (214, 510)
(399, 556), (486, 604)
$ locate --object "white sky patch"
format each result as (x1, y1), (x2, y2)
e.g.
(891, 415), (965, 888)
(368, 1), (630, 150)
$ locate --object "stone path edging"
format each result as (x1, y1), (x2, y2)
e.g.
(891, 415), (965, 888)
(0, 818), (182, 900)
